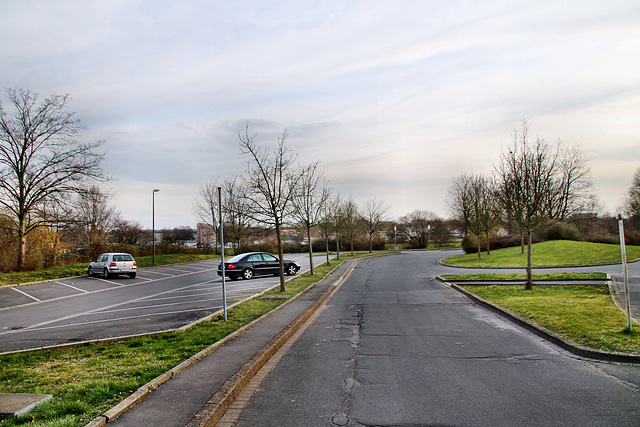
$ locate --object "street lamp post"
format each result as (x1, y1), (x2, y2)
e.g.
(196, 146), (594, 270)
(152, 189), (160, 266)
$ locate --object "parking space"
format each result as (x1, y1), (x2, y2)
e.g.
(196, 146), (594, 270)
(0, 254), (333, 353)
(0, 261), (223, 310)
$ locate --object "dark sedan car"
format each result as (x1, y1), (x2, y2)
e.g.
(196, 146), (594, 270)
(217, 252), (301, 281)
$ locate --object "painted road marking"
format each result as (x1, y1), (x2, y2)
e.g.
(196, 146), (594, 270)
(56, 282), (90, 293)
(11, 287), (40, 302)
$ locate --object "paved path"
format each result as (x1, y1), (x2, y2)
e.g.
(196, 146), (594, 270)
(103, 251), (640, 426)
(232, 252), (640, 426)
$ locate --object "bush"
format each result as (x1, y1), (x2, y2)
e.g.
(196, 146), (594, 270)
(540, 222), (582, 242)
(462, 234), (524, 255)
(626, 230), (640, 246)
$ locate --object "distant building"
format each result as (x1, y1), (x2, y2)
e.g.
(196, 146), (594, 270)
(197, 223), (216, 246)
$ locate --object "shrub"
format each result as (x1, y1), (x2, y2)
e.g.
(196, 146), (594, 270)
(462, 234), (524, 254)
(540, 221), (582, 241)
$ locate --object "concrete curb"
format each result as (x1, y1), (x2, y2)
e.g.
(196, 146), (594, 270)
(437, 277), (640, 364)
(84, 255), (375, 426)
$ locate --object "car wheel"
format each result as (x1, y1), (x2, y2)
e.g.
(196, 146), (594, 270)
(88, 266), (94, 277)
(286, 264), (298, 276)
(103, 269), (110, 279)
(129, 273), (136, 279)
(242, 268), (254, 280)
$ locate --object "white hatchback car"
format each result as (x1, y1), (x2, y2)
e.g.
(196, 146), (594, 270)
(88, 253), (137, 279)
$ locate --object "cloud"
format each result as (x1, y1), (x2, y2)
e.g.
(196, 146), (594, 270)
(1, 0), (639, 225)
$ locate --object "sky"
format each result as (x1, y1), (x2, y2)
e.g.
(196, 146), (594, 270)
(1, 0), (639, 229)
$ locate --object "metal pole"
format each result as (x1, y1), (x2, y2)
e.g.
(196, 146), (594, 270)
(618, 215), (631, 330)
(218, 186), (227, 321)
(152, 189), (159, 266)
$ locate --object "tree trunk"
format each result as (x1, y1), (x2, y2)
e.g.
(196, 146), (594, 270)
(17, 225), (27, 271)
(525, 231), (533, 290)
(477, 240), (481, 259)
(485, 232), (491, 255)
(369, 232), (373, 253)
(324, 232), (330, 266)
(307, 223), (314, 275)
(336, 232), (340, 260)
(275, 221), (286, 292)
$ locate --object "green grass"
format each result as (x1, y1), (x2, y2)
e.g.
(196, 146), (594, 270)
(0, 254), (364, 427)
(442, 272), (608, 281)
(443, 240), (640, 268)
(460, 284), (640, 354)
(0, 254), (220, 287)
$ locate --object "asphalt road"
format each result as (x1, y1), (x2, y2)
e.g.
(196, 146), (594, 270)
(233, 252), (640, 426)
(0, 253), (331, 354)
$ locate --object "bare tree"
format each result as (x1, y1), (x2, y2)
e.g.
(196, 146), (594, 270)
(341, 196), (360, 255)
(399, 210), (438, 249)
(0, 88), (105, 269)
(625, 167), (640, 230)
(548, 143), (594, 221)
(362, 198), (390, 253)
(495, 119), (559, 289)
(446, 173), (474, 237)
(222, 176), (254, 253)
(465, 175), (500, 258)
(72, 185), (117, 259)
(238, 123), (303, 292)
(110, 217), (146, 246)
(318, 192), (339, 265)
(192, 179), (221, 253)
(290, 163), (330, 275)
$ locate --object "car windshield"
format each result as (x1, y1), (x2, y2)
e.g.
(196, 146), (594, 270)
(113, 254), (134, 262)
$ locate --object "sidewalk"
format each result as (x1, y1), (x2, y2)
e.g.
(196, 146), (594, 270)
(99, 258), (357, 427)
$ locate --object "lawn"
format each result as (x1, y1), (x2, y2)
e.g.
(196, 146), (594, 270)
(442, 240), (640, 268)
(460, 284), (640, 354)
(0, 255), (360, 427)
(442, 272), (608, 281)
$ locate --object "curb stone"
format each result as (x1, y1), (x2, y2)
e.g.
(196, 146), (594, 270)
(437, 277), (640, 364)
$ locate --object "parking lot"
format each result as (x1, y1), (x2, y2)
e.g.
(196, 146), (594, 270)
(0, 253), (332, 354)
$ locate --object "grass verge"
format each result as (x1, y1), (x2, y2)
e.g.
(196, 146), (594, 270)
(0, 254), (362, 427)
(442, 240), (640, 268)
(0, 254), (220, 287)
(459, 284), (640, 354)
(442, 272), (608, 281)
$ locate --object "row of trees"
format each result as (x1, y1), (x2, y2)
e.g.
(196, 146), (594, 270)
(0, 83), (443, 276)
(193, 123), (412, 291)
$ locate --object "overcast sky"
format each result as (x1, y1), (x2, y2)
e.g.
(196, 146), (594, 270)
(2, 0), (639, 229)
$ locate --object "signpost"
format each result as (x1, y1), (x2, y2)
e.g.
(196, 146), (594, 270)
(618, 215), (631, 331)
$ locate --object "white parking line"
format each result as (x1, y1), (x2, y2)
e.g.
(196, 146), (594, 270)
(13, 306), (224, 333)
(93, 278), (126, 286)
(56, 282), (89, 293)
(142, 270), (176, 277)
(96, 297), (221, 314)
(11, 287), (41, 302)
(160, 267), (197, 273)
